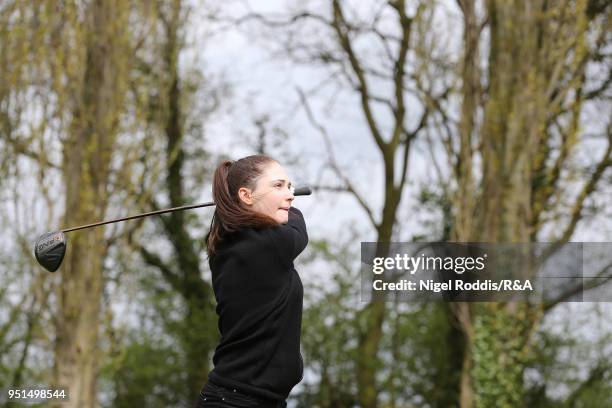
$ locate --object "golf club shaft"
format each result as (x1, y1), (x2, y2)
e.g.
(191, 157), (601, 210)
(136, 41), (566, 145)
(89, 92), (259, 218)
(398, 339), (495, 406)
(61, 202), (215, 233)
(60, 185), (312, 233)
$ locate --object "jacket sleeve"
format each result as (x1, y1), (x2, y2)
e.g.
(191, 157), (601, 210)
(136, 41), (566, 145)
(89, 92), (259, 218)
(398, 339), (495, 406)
(266, 207), (308, 267)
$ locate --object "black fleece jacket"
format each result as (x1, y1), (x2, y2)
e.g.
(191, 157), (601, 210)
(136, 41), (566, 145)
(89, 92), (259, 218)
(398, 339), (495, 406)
(207, 207), (308, 402)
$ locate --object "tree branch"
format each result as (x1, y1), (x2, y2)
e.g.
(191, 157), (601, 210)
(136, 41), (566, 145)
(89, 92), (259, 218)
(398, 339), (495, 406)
(557, 125), (611, 242)
(331, 0), (386, 150)
(388, 0), (412, 150)
(543, 260), (612, 313)
(233, 10), (332, 28)
(565, 362), (610, 407)
(397, 106), (429, 193)
(5, 133), (61, 169)
(297, 87), (378, 228)
(139, 245), (181, 292)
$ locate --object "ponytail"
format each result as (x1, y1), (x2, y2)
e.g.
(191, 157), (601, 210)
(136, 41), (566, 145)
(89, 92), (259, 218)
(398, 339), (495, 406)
(206, 155), (279, 256)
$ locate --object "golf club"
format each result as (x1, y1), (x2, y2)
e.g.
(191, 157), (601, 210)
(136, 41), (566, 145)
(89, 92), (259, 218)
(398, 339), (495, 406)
(34, 185), (312, 273)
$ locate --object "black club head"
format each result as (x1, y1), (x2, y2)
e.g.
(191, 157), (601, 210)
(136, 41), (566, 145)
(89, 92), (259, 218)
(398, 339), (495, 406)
(34, 231), (67, 272)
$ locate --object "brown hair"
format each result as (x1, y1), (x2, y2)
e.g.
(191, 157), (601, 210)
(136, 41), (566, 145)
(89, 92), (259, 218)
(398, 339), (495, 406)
(206, 154), (280, 256)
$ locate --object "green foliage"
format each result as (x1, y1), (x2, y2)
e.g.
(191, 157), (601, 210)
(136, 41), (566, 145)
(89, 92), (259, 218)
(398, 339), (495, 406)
(524, 311), (612, 407)
(100, 337), (185, 408)
(299, 240), (361, 407)
(382, 303), (462, 408)
(300, 238), (463, 407)
(472, 305), (532, 408)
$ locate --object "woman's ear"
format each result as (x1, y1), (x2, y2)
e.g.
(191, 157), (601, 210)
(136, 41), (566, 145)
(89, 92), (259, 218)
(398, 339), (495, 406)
(238, 187), (253, 205)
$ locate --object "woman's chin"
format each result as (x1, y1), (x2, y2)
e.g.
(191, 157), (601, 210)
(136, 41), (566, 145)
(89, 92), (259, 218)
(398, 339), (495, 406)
(275, 212), (289, 224)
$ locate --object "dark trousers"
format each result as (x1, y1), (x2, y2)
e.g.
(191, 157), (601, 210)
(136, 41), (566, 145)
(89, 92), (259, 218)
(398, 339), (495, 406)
(195, 381), (287, 408)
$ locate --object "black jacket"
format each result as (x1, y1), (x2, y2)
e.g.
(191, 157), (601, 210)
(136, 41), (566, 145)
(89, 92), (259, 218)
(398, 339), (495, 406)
(207, 207), (308, 401)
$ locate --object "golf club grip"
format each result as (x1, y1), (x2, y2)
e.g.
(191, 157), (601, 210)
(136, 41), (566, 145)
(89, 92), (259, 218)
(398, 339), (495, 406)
(60, 185), (312, 233)
(294, 185), (312, 196)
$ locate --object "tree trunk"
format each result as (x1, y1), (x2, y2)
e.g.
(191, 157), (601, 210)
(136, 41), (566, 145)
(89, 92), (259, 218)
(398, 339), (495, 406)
(52, 1), (128, 407)
(357, 199), (401, 408)
(138, 0), (217, 399)
(453, 1), (592, 407)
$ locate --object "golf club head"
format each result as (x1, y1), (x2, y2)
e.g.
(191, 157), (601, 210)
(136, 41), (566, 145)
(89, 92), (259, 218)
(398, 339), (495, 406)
(34, 231), (66, 273)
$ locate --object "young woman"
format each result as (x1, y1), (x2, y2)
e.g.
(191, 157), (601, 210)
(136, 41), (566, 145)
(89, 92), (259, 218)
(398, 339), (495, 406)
(196, 155), (308, 408)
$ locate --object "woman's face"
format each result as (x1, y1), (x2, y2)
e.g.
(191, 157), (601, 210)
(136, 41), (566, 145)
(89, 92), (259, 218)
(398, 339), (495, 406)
(238, 161), (295, 223)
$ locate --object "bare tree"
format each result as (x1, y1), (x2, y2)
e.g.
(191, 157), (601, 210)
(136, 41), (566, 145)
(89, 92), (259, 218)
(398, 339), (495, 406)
(449, 1), (611, 406)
